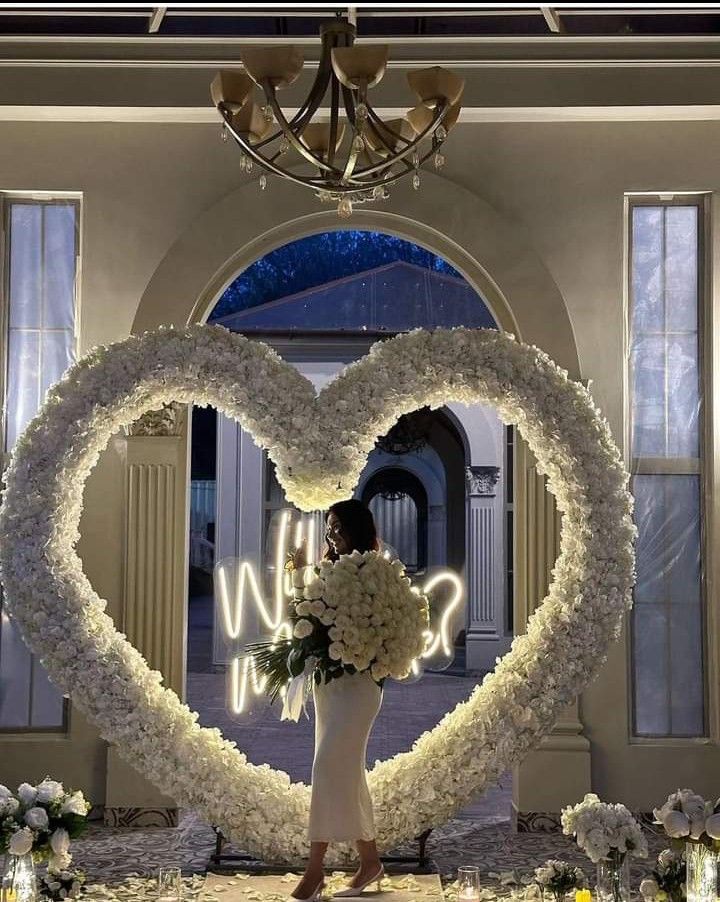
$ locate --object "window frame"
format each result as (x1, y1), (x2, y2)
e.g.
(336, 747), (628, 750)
(624, 191), (714, 743)
(0, 191), (82, 733)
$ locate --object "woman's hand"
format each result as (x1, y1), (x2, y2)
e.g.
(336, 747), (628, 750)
(291, 537), (309, 569)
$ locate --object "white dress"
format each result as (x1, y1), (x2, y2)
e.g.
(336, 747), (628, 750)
(308, 669), (383, 842)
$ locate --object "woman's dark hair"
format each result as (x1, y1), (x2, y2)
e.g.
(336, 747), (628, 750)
(324, 499), (380, 561)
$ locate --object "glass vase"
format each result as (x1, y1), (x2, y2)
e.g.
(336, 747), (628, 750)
(595, 853), (630, 902)
(685, 842), (718, 902)
(1, 853), (37, 902)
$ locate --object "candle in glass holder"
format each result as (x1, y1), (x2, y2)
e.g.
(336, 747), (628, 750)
(458, 866), (481, 902)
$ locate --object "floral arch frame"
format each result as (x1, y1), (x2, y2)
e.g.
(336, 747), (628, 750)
(0, 325), (634, 862)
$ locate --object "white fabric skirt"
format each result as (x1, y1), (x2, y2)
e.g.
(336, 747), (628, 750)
(308, 670), (383, 842)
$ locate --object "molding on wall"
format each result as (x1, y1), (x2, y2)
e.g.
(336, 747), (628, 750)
(4, 105), (720, 123)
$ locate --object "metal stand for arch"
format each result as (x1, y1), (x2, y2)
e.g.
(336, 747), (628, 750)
(208, 826), (435, 874)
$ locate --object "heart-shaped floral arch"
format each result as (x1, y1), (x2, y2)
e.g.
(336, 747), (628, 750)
(0, 325), (635, 863)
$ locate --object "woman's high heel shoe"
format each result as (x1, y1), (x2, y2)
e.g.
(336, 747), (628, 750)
(333, 867), (384, 897)
(288, 878), (325, 902)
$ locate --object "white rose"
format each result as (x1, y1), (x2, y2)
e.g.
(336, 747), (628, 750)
(705, 814), (720, 840)
(17, 783), (37, 807)
(8, 827), (34, 856)
(690, 816), (706, 841)
(328, 642), (343, 661)
(0, 784), (13, 802)
(24, 806), (49, 830)
(48, 851), (72, 875)
(50, 828), (70, 856)
(309, 600), (326, 618)
(293, 619), (314, 639)
(60, 792), (87, 817)
(303, 578), (325, 600)
(639, 878), (659, 899)
(663, 810), (690, 837)
(295, 601), (312, 617)
(37, 780), (64, 804)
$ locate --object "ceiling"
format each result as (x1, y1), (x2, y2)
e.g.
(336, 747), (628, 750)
(1, 5), (720, 38)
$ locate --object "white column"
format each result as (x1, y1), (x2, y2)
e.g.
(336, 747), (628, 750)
(106, 404), (188, 826)
(465, 465), (510, 671)
(214, 417), (265, 665)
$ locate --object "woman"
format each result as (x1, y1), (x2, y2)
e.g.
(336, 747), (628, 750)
(290, 499), (385, 902)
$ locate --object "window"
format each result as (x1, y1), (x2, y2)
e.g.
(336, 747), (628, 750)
(0, 195), (80, 729)
(210, 230), (495, 334)
(628, 196), (707, 737)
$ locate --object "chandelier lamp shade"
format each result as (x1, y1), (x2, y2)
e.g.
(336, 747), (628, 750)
(210, 16), (464, 217)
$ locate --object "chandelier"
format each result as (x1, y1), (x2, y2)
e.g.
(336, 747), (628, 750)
(210, 14), (464, 217)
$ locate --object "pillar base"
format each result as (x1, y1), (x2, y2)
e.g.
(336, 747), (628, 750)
(465, 632), (511, 671)
(513, 704), (591, 819)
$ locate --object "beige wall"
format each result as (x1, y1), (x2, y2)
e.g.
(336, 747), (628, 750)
(1, 115), (717, 808)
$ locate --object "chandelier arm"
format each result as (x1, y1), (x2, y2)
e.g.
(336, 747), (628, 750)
(340, 144), (439, 191)
(341, 83), (359, 127)
(289, 45), (335, 134)
(247, 49), (335, 152)
(350, 102), (448, 179)
(223, 104), (441, 194)
(327, 72), (341, 169)
(365, 107), (414, 156)
(264, 80), (345, 178)
(223, 117), (334, 191)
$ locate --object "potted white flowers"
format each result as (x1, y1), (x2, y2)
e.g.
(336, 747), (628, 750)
(653, 789), (720, 902)
(534, 860), (587, 902)
(0, 779), (90, 902)
(561, 793), (648, 902)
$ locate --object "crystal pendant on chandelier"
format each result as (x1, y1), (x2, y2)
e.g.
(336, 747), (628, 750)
(210, 15), (464, 214)
(337, 197), (353, 218)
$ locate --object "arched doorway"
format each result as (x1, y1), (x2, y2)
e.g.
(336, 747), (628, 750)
(185, 229), (512, 795)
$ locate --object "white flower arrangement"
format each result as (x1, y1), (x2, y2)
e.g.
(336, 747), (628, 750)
(653, 790), (720, 847)
(561, 793), (648, 864)
(0, 779), (90, 873)
(0, 324), (635, 863)
(533, 860), (587, 900)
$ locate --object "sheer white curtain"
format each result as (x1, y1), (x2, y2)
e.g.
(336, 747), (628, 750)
(0, 199), (79, 729)
(629, 199), (705, 737)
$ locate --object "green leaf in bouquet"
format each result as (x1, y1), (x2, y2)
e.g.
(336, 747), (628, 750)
(287, 647), (306, 678)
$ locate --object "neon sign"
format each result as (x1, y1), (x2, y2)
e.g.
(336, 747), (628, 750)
(215, 509), (463, 715)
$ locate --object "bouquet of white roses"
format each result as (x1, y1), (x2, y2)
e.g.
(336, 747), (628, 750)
(653, 789), (720, 849)
(0, 778), (91, 873)
(534, 860), (587, 901)
(247, 550), (429, 707)
(561, 793), (648, 864)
